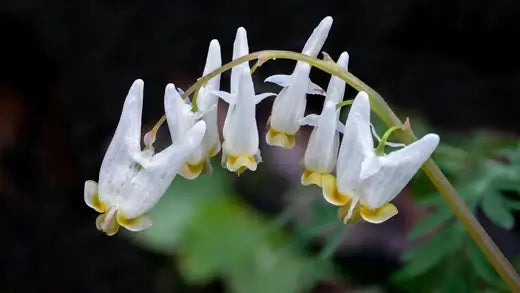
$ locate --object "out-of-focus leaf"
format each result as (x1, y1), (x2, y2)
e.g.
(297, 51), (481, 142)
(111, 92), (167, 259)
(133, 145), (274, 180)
(177, 196), (332, 293)
(177, 197), (264, 283)
(504, 199), (520, 210)
(228, 246), (330, 293)
(133, 166), (233, 253)
(408, 208), (452, 240)
(398, 225), (463, 279)
(414, 192), (444, 207)
(466, 238), (501, 286)
(481, 192), (514, 230)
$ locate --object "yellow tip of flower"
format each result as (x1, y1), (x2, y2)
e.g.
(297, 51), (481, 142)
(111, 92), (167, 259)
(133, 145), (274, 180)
(179, 161), (206, 180)
(321, 174), (350, 206)
(266, 127), (295, 149)
(359, 203), (398, 224)
(95, 208), (119, 236)
(209, 144), (221, 158)
(226, 154), (257, 174)
(301, 170), (330, 187)
(117, 213), (153, 232)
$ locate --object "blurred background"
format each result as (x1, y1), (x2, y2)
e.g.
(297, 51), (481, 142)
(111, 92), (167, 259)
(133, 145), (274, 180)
(1, 0), (520, 292)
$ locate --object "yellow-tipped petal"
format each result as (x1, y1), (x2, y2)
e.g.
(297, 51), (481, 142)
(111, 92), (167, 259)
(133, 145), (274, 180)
(117, 213), (153, 232)
(337, 204), (361, 224)
(226, 154), (257, 173)
(301, 170), (326, 187)
(266, 127), (295, 149)
(179, 161), (206, 180)
(321, 174), (350, 206)
(209, 144), (220, 157)
(359, 203), (398, 224)
(84, 180), (106, 213)
(95, 212), (120, 236)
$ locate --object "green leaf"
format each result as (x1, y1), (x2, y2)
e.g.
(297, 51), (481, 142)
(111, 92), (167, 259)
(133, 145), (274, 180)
(177, 197), (264, 283)
(399, 225), (463, 279)
(414, 193), (444, 207)
(481, 193), (515, 230)
(133, 165), (233, 254)
(408, 208), (452, 240)
(504, 199), (520, 211)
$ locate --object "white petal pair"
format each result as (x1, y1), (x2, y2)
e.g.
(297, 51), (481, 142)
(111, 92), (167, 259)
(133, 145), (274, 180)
(84, 80), (206, 235)
(265, 16), (333, 149)
(216, 27), (275, 174)
(322, 92), (439, 224)
(167, 40), (222, 179)
(300, 52), (349, 187)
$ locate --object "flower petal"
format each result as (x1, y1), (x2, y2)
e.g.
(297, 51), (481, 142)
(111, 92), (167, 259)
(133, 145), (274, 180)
(307, 79), (326, 95)
(268, 62), (311, 137)
(265, 127), (295, 149)
(118, 121), (206, 218)
(324, 51), (349, 105)
(336, 91), (373, 196)
(179, 161), (206, 179)
(360, 134), (440, 209)
(197, 39), (222, 114)
(359, 203), (398, 224)
(165, 83), (197, 143)
(84, 180), (105, 212)
(96, 208), (120, 236)
(117, 213), (153, 232)
(303, 101), (339, 173)
(202, 39), (222, 86)
(231, 27), (250, 95)
(98, 79), (144, 203)
(301, 16), (333, 57)
(264, 74), (292, 87)
(255, 92), (277, 105)
(322, 174), (351, 206)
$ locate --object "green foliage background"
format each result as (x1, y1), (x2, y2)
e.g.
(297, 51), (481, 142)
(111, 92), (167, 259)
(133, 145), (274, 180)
(132, 131), (520, 292)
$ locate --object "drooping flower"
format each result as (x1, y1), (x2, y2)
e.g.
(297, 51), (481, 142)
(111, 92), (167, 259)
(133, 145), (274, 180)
(163, 40), (222, 180)
(322, 92), (439, 224)
(265, 16), (333, 149)
(84, 79), (206, 235)
(215, 27), (275, 174)
(195, 40), (222, 160)
(300, 52), (349, 187)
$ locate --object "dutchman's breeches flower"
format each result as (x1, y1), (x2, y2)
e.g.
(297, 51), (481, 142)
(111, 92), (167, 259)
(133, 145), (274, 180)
(216, 27), (275, 175)
(265, 16), (333, 149)
(166, 40), (222, 180)
(323, 92), (439, 224)
(195, 40), (222, 163)
(84, 80), (206, 235)
(300, 51), (349, 187)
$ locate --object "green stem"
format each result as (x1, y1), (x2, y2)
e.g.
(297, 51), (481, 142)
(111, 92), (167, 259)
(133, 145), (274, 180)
(150, 50), (520, 291)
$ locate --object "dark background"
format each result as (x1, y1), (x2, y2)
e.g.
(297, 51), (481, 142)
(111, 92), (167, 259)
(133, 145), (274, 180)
(1, 0), (519, 292)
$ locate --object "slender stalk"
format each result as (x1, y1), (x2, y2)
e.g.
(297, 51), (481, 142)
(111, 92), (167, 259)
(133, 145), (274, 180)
(150, 50), (520, 291)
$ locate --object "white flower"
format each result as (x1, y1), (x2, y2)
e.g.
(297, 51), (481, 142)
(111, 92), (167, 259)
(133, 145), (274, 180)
(195, 40), (222, 160)
(265, 16), (333, 149)
(300, 52), (349, 187)
(164, 40), (222, 180)
(215, 27), (275, 174)
(322, 92), (439, 224)
(84, 79), (206, 235)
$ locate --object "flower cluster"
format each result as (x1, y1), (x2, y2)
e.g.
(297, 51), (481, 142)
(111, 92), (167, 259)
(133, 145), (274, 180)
(84, 16), (439, 235)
